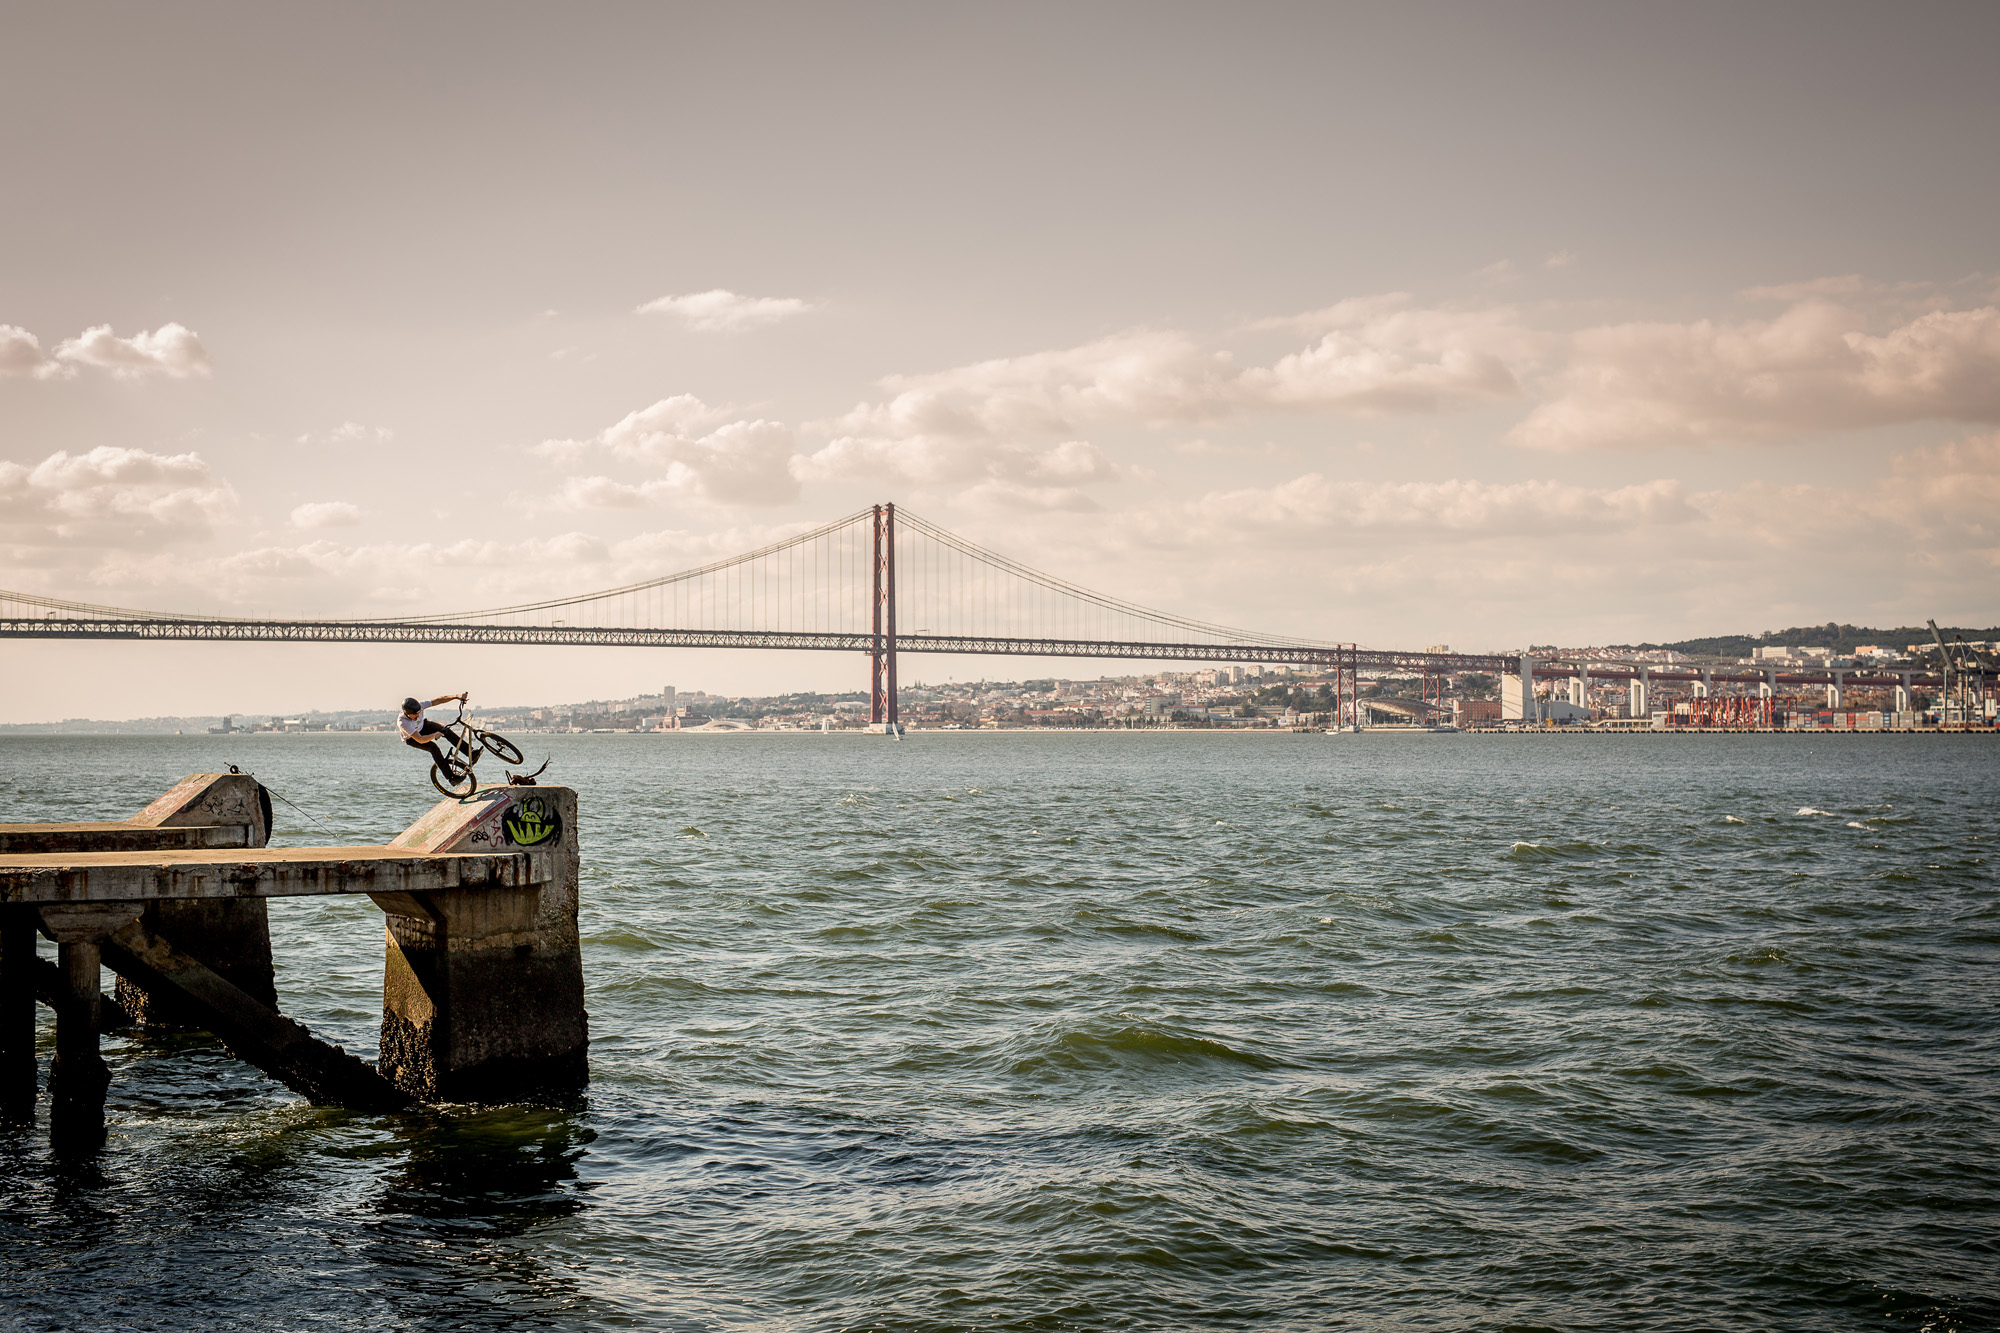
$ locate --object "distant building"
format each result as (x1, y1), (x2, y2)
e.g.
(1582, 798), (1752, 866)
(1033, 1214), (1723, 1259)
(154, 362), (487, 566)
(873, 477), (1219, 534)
(1454, 699), (1501, 727)
(1500, 664), (1589, 723)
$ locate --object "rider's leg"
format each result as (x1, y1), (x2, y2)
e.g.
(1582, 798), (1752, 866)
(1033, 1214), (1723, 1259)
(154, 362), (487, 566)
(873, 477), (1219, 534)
(417, 720), (466, 754)
(407, 737), (460, 773)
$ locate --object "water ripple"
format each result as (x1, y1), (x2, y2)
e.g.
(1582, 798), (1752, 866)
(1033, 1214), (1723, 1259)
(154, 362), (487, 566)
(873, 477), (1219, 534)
(1, 732), (1996, 1331)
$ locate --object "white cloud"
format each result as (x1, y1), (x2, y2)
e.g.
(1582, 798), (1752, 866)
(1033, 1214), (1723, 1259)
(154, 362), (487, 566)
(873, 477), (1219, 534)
(1115, 472), (1699, 551)
(943, 438), (1997, 648)
(1237, 298), (1535, 413)
(806, 304), (1537, 490)
(73, 519), (828, 617)
(1, 326), (65, 379)
(956, 479), (1105, 513)
(1697, 431), (2000, 563)
(295, 422), (394, 446)
(851, 330), (1239, 436)
(800, 331), (1233, 487)
(540, 395), (799, 506)
(52, 323), (212, 379)
(1510, 300), (2000, 450)
(290, 501), (363, 529)
(0, 446), (236, 557)
(636, 289), (812, 332)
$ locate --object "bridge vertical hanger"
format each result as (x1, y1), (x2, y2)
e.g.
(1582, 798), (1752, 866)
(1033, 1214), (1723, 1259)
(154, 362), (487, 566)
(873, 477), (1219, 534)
(869, 503), (898, 732)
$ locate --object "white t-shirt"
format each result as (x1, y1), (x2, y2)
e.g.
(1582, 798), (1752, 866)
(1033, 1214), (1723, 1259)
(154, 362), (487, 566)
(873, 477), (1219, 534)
(397, 709), (431, 740)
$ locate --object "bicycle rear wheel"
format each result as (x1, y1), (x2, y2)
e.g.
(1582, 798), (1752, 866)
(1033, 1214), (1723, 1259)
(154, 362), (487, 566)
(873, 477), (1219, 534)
(478, 730), (525, 766)
(431, 761), (477, 798)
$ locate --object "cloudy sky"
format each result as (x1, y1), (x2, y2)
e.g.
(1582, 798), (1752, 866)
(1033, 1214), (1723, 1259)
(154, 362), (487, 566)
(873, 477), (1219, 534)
(4, 2), (1998, 719)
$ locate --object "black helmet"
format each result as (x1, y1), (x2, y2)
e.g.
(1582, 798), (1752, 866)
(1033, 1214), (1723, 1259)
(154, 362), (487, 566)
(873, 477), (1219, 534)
(402, 697), (422, 713)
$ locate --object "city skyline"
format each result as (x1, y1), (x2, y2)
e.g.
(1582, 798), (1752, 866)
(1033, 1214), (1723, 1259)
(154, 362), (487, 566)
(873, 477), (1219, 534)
(5, 3), (2000, 721)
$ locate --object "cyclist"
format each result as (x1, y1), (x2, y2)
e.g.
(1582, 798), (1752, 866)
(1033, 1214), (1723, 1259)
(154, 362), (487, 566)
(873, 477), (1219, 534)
(398, 692), (469, 774)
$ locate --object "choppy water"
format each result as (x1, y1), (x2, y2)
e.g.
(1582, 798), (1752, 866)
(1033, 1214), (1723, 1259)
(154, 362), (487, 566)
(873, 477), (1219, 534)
(2, 732), (1997, 1331)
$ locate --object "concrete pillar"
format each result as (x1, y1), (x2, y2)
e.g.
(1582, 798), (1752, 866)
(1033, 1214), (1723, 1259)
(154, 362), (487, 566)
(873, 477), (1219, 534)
(374, 787), (587, 1102)
(1507, 653), (1540, 723)
(1895, 673), (1911, 713)
(1569, 668), (1586, 708)
(116, 773), (276, 1030)
(1629, 673), (1649, 718)
(50, 939), (108, 1152)
(1695, 671), (1712, 699)
(0, 907), (36, 1123)
(1827, 670), (1845, 709)
(1759, 669), (1776, 701)
(40, 904), (141, 1153)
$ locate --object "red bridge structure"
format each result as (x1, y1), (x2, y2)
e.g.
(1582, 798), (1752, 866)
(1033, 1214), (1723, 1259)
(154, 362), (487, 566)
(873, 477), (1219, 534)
(0, 503), (1962, 728)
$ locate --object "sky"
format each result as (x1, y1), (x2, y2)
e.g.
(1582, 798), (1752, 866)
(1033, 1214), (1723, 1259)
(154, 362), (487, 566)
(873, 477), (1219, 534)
(3, 1), (1998, 721)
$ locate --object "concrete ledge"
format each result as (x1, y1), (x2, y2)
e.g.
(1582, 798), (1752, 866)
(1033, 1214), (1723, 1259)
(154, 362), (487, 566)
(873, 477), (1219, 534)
(0, 823), (254, 854)
(0, 847), (555, 905)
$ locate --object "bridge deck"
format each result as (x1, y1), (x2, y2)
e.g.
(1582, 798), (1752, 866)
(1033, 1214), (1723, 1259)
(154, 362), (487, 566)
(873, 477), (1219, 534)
(0, 846), (552, 905)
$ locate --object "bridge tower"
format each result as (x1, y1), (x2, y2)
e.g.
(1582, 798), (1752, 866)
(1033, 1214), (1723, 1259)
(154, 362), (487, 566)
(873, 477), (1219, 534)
(870, 503), (898, 732)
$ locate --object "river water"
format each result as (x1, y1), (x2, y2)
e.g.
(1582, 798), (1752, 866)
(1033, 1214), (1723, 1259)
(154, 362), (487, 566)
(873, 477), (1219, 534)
(1, 732), (1996, 1331)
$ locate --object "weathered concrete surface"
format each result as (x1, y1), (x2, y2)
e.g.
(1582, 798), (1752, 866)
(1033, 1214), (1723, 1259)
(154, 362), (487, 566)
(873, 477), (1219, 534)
(117, 899), (275, 1029)
(131, 771), (270, 835)
(0, 771), (266, 854)
(0, 821), (252, 854)
(0, 772), (276, 1031)
(0, 845), (552, 905)
(120, 773), (275, 1029)
(378, 787), (588, 1102)
(101, 915), (409, 1111)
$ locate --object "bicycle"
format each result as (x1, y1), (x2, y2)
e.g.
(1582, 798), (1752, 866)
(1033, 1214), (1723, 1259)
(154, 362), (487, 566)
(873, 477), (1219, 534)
(427, 702), (526, 797)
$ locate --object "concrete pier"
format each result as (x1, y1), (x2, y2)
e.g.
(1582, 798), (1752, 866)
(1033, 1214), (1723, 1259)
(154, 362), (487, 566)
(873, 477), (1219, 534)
(0, 771), (277, 1032)
(0, 777), (589, 1151)
(378, 788), (587, 1101)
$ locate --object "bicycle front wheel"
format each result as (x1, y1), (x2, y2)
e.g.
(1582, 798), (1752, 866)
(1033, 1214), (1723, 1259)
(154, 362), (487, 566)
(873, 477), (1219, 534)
(478, 731), (525, 766)
(431, 761), (477, 798)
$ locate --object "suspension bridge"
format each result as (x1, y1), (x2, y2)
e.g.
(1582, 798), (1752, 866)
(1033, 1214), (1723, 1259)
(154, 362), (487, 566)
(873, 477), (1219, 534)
(0, 504), (1960, 726)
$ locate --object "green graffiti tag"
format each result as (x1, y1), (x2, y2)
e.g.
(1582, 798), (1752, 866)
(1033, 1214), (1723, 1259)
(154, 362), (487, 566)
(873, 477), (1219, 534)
(501, 796), (563, 847)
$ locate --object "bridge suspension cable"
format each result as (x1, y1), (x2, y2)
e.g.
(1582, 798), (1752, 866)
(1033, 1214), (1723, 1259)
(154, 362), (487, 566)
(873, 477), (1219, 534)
(0, 504), (1336, 649)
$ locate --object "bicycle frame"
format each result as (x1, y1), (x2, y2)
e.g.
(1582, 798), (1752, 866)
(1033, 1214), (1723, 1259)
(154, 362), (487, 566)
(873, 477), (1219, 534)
(438, 704), (488, 771)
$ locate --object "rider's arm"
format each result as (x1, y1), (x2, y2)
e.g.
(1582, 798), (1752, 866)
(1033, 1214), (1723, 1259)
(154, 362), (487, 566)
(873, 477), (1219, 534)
(427, 692), (467, 707)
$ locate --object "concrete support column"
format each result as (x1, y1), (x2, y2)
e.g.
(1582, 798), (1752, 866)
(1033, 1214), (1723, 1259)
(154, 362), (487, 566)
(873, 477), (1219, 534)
(0, 907), (36, 1123)
(1695, 671), (1712, 699)
(1895, 673), (1912, 713)
(1759, 669), (1776, 701)
(1513, 653), (1539, 723)
(1570, 669), (1586, 707)
(39, 904), (142, 1153)
(1827, 671), (1845, 709)
(375, 787), (587, 1103)
(48, 938), (108, 1154)
(1629, 673), (1649, 718)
